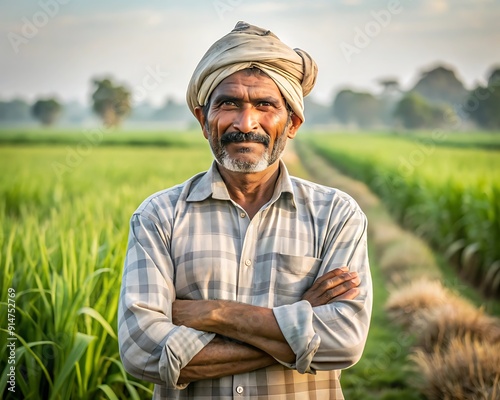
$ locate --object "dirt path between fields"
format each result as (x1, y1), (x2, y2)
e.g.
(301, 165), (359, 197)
(283, 141), (439, 280)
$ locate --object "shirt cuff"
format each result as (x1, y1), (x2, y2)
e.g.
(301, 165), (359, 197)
(159, 325), (216, 389)
(272, 300), (321, 374)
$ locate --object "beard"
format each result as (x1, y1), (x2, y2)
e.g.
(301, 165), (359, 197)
(207, 127), (288, 173)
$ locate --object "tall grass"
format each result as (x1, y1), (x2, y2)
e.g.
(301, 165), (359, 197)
(0, 135), (213, 399)
(301, 132), (500, 296)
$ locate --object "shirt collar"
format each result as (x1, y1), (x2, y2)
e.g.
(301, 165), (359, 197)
(186, 160), (296, 208)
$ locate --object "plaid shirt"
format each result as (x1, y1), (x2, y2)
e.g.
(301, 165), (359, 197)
(118, 160), (372, 399)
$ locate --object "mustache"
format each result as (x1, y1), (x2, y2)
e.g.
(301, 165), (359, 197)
(220, 131), (270, 147)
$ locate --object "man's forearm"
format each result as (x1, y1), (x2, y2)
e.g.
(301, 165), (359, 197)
(178, 336), (277, 384)
(173, 267), (361, 365)
(173, 300), (296, 363)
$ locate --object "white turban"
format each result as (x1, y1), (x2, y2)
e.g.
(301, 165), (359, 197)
(186, 21), (318, 122)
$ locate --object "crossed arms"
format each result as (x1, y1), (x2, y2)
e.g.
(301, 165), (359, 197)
(174, 267), (361, 383)
(118, 207), (372, 389)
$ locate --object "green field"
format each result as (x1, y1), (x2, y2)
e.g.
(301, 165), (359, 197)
(0, 133), (214, 399)
(301, 131), (500, 296)
(1, 129), (497, 399)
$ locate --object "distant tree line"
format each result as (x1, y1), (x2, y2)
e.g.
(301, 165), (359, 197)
(467, 69), (500, 129)
(1, 63), (499, 129)
(330, 64), (500, 130)
(0, 77), (192, 129)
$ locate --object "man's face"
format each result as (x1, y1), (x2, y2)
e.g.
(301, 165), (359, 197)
(196, 69), (302, 173)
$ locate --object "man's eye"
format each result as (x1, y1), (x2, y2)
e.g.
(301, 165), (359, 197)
(258, 102), (272, 107)
(222, 101), (237, 107)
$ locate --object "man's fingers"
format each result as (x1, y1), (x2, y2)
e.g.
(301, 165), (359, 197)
(318, 274), (360, 302)
(302, 270), (360, 306)
(330, 288), (360, 302)
(309, 267), (349, 289)
(316, 271), (359, 294)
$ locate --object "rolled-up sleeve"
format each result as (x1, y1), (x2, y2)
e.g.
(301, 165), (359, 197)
(273, 207), (372, 374)
(118, 208), (215, 389)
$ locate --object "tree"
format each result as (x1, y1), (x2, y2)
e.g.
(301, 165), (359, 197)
(377, 78), (402, 126)
(378, 78), (400, 95)
(488, 67), (500, 87)
(153, 97), (191, 122)
(333, 89), (383, 128)
(409, 64), (468, 106)
(303, 97), (332, 125)
(31, 98), (62, 126)
(0, 99), (32, 122)
(468, 67), (500, 129)
(91, 78), (131, 127)
(393, 93), (447, 129)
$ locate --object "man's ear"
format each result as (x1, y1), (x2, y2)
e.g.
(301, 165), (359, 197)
(194, 106), (209, 139)
(286, 113), (303, 139)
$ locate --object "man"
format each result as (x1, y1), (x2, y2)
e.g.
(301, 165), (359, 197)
(118, 21), (372, 399)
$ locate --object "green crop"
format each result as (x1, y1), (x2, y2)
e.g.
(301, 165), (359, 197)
(301, 132), (500, 296)
(0, 134), (213, 399)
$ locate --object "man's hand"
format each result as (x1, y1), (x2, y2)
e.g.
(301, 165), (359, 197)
(172, 266), (362, 383)
(172, 267), (361, 329)
(301, 267), (360, 307)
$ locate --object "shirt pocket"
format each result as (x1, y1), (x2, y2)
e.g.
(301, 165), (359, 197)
(273, 254), (322, 306)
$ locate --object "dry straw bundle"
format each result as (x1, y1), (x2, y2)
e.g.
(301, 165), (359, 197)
(414, 303), (500, 353)
(376, 216), (500, 399)
(384, 275), (500, 399)
(411, 336), (500, 400)
(385, 279), (451, 328)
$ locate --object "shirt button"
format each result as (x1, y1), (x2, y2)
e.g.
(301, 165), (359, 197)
(244, 259), (252, 267)
(240, 212), (246, 218)
(236, 386), (244, 394)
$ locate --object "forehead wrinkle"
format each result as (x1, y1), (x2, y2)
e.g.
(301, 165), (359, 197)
(212, 72), (284, 105)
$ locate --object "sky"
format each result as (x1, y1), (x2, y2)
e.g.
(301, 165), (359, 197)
(1, 0), (500, 107)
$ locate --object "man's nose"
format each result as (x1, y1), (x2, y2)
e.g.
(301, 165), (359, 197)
(233, 106), (259, 133)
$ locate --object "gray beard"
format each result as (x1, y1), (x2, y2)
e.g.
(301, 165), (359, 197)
(218, 147), (270, 173)
(209, 131), (287, 173)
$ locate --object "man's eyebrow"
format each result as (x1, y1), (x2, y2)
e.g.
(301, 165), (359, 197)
(212, 94), (241, 105)
(253, 96), (281, 105)
(212, 94), (282, 106)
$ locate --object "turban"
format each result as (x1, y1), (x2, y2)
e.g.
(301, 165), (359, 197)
(186, 21), (318, 122)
